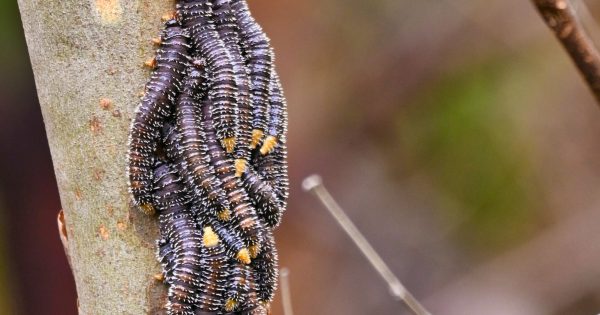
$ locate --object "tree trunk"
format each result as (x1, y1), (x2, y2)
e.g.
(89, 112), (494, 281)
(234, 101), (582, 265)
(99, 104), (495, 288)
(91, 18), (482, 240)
(17, 1), (175, 313)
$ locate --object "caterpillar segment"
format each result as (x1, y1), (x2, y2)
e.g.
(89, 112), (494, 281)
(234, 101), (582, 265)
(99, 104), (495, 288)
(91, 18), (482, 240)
(241, 168), (284, 228)
(260, 71), (288, 156)
(230, 0), (274, 149)
(152, 162), (203, 314)
(251, 230), (278, 304)
(128, 19), (190, 214)
(212, 0), (254, 176)
(163, 116), (223, 222)
(195, 227), (229, 313)
(175, 70), (232, 219)
(224, 262), (252, 312)
(200, 99), (266, 260)
(185, 194), (248, 270)
(157, 238), (175, 281)
(178, 0), (239, 152)
(130, 2), (288, 312)
(249, 144), (289, 227)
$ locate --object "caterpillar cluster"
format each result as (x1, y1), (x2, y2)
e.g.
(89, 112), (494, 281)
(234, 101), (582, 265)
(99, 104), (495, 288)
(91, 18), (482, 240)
(126, 1), (288, 314)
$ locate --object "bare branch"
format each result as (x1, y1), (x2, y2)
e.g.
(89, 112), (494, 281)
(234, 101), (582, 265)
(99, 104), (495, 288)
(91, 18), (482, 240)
(280, 268), (295, 315)
(303, 175), (432, 315)
(533, 0), (600, 104)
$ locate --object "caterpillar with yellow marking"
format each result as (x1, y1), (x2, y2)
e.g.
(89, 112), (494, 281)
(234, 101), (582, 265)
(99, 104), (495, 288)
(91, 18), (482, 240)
(249, 143), (289, 228)
(164, 119), (249, 267)
(230, 0), (274, 150)
(199, 98), (266, 261)
(260, 71), (288, 156)
(129, 1), (288, 314)
(212, 0), (254, 176)
(178, 0), (239, 152)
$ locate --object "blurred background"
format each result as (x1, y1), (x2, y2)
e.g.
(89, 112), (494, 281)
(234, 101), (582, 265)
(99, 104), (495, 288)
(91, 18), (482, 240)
(2, 0), (600, 314)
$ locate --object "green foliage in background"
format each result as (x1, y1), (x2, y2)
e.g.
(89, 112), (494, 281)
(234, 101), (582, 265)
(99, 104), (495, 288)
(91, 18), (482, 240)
(0, 1), (23, 312)
(395, 57), (543, 254)
(0, 0), (29, 81)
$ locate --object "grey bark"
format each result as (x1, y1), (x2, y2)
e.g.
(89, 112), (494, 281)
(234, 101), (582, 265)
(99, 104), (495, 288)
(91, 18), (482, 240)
(17, 1), (175, 314)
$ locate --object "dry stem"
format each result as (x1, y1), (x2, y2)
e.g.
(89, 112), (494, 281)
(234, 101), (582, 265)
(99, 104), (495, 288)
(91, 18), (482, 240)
(533, 0), (600, 104)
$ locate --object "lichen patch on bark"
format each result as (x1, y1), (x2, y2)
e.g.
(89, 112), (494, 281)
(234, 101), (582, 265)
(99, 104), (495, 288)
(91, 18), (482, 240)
(93, 0), (123, 24)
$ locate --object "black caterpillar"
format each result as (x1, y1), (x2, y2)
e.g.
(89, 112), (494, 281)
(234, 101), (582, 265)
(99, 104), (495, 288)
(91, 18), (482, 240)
(127, 1), (287, 314)
(127, 20), (189, 214)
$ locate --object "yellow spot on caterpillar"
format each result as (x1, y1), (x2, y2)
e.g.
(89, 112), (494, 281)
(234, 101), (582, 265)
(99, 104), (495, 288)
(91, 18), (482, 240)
(234, 159), (247, 177)
(94, 0), (123, 24)
(161, 12), (177, 22)
(249, 244), (260, 259)
(203, 227), (220, 247)
(153, 273), (165, 281)
(250, 129), (264, 149)
(217, 209), (231, 221)
(222, 137), (236, 153)
(151, 37), (162, 46)
(144, 57), (157, 69)
(259, 136), (278, 155)
(237, 248), (251, 264)
(224, 299), (237, 312)
(140, 203), (155, 215)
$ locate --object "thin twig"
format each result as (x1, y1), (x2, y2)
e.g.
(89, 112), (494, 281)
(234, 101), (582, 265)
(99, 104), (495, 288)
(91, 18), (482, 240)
(302, 175), (432, 315)
(280, 268), (294, 315)
(532, 0), (600, 105)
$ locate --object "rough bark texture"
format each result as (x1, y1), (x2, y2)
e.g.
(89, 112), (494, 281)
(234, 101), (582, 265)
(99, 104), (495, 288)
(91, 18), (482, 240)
(17, 1), (176, 313)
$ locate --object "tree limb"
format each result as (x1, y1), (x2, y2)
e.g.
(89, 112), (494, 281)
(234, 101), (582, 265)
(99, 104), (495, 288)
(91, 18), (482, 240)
(532, 0), (600, 104)
(17, 1), (175, 313)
